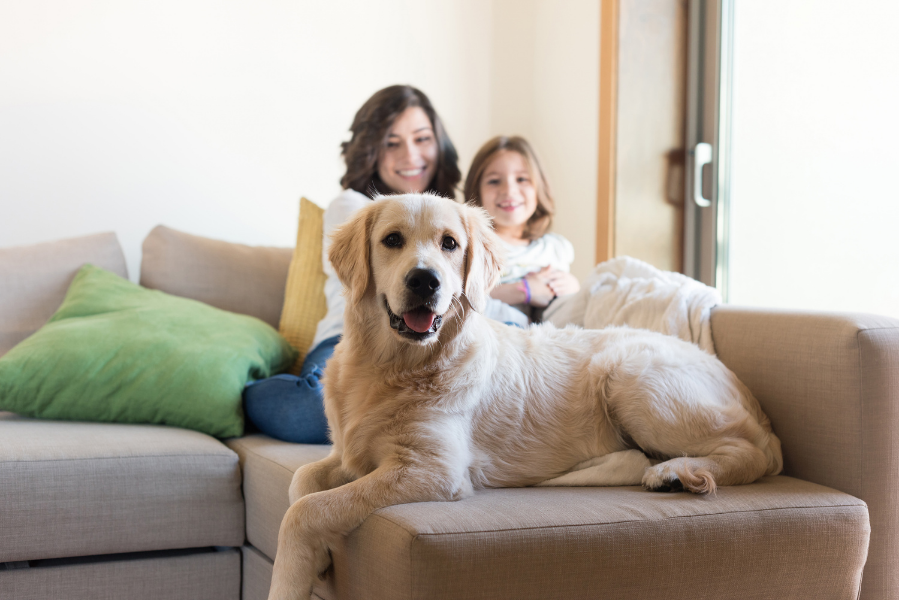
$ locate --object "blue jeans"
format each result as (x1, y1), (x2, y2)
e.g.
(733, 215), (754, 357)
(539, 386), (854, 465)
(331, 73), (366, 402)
(243, 335), (340, 444)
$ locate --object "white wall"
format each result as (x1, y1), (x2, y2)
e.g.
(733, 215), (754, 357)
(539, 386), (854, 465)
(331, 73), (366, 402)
(0, 0), (494, 280)
(490, 0), (600, 281)
(728, 0), (899, 317)
(0, 0), (601, 285)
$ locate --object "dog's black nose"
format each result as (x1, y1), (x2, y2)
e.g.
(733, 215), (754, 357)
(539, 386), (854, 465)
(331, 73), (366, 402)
(406, 268), (441, 299)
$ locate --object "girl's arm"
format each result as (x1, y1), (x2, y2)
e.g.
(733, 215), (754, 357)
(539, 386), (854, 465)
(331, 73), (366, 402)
(489, 282), (528, 305)
(489, 269), (556, 307)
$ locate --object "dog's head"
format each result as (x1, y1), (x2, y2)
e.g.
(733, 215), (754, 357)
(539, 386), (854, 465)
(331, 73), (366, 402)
(328, 194), (503, 345)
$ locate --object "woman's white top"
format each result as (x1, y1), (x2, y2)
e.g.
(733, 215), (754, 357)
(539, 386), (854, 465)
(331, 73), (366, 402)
(311, 189), (370, 348)
(498, 233), (575, 284)
(311, 190), (528, 349)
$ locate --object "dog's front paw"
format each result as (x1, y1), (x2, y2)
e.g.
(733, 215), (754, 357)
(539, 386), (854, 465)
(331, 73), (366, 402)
(267, 580), (312, 600)
(268, 546), (328, 600)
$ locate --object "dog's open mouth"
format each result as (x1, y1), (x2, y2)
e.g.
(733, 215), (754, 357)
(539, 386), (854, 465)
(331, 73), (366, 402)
(386, 300), (443, 340)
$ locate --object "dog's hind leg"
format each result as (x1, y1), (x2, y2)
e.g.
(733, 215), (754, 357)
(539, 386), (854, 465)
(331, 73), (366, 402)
(536, 449), (652, 487)
(641, 438), (770, 495)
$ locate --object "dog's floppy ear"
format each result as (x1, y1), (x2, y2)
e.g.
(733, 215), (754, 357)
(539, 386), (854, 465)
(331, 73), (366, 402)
(462, 204), (504, 313)
(328, 203), (378, 305)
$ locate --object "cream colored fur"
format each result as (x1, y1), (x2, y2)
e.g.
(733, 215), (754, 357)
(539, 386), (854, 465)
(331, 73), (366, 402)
(268, 194), (783, 600)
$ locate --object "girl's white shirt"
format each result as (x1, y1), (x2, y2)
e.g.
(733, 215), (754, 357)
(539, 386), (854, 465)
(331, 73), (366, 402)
(312, 189), (528, 350)
(499, 233), (575, 284)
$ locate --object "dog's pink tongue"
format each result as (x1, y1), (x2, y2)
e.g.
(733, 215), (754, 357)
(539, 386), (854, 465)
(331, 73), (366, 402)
(403, 310), (435, 333)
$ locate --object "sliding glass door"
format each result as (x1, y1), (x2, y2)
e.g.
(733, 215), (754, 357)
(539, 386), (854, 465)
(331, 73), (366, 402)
(685, 0), (898, 317)
(683, 0), (732, 291)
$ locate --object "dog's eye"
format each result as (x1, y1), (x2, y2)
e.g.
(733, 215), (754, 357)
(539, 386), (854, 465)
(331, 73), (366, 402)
(382, 233), (403, 248)
(441, 236), (458, 251)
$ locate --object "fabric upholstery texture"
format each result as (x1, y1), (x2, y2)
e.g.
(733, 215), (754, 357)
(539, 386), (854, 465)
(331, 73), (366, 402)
(336, 484), (867, 600)
(711, 306), (898, 600)
(0, 265), (296, 438)
(0, 232), (127, 357)
(140, 225), (292, 329)
(3, 548), (240, 600)
(229, 435), (869, 600)
(242, 544), (333, 600)
(225, 435), (332, 560)
(278, 197), (328, 373)
(241, 545), (275, 600)
(0, 413), (245, 562)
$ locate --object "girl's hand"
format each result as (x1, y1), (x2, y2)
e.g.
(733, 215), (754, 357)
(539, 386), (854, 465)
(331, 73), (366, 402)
(545, 270), (580, 297)
(524, 268), (556, 307)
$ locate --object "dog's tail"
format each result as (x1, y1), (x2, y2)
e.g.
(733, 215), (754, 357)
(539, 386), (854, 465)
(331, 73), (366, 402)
(762, 430), (784, 476)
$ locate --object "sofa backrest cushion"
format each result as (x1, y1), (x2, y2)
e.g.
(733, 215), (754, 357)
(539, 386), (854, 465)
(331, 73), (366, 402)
(0, 232), (128, 357)
(140, 225), (292, 329)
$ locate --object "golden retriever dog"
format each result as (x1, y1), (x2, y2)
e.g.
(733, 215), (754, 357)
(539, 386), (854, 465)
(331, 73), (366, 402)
(268, 194), (783, 600)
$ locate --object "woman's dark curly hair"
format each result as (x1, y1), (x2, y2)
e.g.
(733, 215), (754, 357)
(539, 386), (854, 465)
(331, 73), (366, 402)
(340, 85), (460, 198)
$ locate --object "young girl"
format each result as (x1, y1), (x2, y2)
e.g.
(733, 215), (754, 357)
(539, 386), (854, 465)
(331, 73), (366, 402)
(244, 87), (524, 444)
(464, 136), (580, 316)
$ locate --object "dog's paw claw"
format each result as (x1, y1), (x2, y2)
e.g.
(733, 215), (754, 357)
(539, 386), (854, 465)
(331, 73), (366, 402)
(646, 476), (684, 493)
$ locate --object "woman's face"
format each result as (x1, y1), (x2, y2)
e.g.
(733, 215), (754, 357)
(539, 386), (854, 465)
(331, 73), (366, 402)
(377, 107), (439, 194)
(478, 150), (538, 238)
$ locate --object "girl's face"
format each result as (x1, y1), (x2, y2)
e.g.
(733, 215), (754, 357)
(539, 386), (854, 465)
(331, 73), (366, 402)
(478, 150), (538, 239)
(377, 107), (439, 194)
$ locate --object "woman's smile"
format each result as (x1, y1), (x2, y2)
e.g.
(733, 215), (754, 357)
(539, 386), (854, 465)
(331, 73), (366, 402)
(397, 167), (427, 179)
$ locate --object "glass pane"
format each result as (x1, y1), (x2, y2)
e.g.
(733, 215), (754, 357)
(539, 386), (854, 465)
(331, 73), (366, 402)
(727, 0), (899, 317)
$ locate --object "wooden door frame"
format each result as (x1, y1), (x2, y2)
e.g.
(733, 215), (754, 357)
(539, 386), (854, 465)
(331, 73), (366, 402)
(596, 0), (618, 265)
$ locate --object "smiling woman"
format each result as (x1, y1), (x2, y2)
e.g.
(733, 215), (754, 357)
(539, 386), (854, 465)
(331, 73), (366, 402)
(340, 85), (459, 198)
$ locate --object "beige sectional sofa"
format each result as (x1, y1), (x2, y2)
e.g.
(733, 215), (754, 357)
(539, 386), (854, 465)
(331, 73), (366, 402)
(1, 228), (896, 600)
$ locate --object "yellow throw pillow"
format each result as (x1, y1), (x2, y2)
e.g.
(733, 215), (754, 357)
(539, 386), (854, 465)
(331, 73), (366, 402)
(279, 198), (328, 375)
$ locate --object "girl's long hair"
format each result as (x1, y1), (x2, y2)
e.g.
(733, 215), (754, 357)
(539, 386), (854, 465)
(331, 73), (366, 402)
(340, 85), (460, 198)
(463, 136), (556, 240)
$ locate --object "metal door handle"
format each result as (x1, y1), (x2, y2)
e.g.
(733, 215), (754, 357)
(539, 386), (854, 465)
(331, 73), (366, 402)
(693, 142), (712, 207)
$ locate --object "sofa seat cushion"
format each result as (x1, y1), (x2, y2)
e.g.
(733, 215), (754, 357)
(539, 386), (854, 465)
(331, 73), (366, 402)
(230, 435), (870, 600)
(225, 435), (331, 560)
(0, 413), (245, 562)
(4, 548), (240, 600)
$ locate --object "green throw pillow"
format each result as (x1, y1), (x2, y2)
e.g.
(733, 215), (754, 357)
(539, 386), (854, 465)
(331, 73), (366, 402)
(0, 264), (297, 438)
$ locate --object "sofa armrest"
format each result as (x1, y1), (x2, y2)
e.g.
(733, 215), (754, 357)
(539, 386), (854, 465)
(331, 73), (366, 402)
(711, 306), (898, 600)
